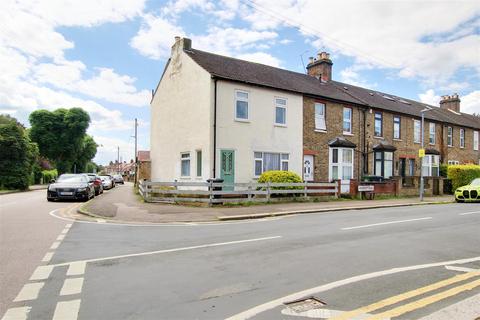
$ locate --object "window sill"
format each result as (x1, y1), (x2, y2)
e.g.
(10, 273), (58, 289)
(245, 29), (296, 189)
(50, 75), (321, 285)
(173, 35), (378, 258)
(314, 129), (327, 133)
(235, 118), (250, 123)
(414, 141), (420, 144)
(393, 139), (402, 142)
(343, 132), (354, 136)
(447, 145), (453, 148)
(179, 176), (191, 179)
(274, 123), (287, 128)
(374, 136), (384, 139)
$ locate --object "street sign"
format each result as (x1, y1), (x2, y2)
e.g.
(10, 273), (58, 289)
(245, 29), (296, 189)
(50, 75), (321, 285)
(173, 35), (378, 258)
(419, 148), (425, 158)
(358, 185), (374, 192)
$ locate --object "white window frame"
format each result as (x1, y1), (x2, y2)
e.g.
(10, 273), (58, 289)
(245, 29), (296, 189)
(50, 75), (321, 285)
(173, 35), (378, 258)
(414, 119), (421, 143)
(328, 148), (354, 181)
(235, 90), (249, 121)
(393, 116), (401, 140)
(343, 107), (352, 134)
(314, 103), (326, 131)
(447, 126), (453, 147)
(460, 128), (465, 148)
(274, 98), (287, 126)
(474, 131), (479, 151)
(374, 151), (394, 179)
(429, 123), (436, 145)
(180, 152), (191, 177)
(253, 152), (289, 177)
(421, 155), (440, 177)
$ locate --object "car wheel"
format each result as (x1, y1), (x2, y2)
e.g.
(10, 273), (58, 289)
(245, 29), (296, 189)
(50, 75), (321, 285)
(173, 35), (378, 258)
(47, 198), (53, 202)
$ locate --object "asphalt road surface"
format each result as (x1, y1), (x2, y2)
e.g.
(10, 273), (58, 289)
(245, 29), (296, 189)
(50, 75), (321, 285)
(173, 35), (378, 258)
(1, 186), (479, 320)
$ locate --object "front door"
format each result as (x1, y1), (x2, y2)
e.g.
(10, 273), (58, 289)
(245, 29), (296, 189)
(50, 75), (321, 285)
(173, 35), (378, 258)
(220, 150), (235, 191)
(304, 155), (314, 182)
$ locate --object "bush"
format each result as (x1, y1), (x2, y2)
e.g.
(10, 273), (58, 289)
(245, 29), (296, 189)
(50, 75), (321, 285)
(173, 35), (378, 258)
(258, 170), (302, 190)
(42, 169), (58, 184)
(447, 164), (480, 191)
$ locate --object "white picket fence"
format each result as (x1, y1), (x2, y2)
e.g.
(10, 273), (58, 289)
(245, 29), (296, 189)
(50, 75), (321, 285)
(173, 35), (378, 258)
(139, 180), (339, 205)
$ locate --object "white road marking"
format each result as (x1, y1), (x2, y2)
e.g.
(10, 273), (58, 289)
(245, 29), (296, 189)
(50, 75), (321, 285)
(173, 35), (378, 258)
(50, 241), (61, 250)
(42, 252), (54, 263)
(225, 256), (480, 320)
(65, 223), (72, 228)
(61, 228), (69, 234)
(56, 234), (65, 241)
(60, 278), (84, 296)
(52, 299), (81, 320)
(50, 236), (282, 267)
(67, 262), (86, 276)
(96, 219), (106, 223)
(341, 217), (433, 230)
(445, 265), (478, 273)
(13, 283), (44, 302)
(459, 211), (480, 215)
(281, 307), (377, 319)
(1, 307), (32, 320)
(29, 265), (53, 280)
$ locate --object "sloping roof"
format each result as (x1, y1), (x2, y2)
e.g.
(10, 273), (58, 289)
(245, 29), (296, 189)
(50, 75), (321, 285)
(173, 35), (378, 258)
(373, 142), (397, 152)
(185, 48), (480, 130)
(328, 137), (357, 148)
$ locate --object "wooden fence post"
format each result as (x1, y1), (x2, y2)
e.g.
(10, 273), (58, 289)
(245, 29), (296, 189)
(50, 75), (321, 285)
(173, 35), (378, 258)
(304, 181), (308, 198)
(208, 180), (213, 206)
(248, 182), (252, 201)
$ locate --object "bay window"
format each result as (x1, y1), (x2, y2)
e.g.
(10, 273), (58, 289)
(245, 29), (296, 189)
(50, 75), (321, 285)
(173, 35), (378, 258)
(422, 154), (440, 176)
(329, 148), (353, 181)
(374, 151), (394, 178)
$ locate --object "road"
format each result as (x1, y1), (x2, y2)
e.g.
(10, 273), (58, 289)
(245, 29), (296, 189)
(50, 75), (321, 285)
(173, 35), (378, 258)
(1, 186), (479, 319)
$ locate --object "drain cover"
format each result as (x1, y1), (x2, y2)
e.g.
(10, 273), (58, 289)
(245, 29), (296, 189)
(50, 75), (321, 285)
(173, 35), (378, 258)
(283, 296), (326, 313)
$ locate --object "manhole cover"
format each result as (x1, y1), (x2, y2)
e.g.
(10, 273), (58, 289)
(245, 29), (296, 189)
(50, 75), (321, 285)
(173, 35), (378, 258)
(284, 296), (326, 313)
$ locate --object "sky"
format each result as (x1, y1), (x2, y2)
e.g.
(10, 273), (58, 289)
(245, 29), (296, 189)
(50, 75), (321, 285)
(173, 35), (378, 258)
(1, 0), (479, 165)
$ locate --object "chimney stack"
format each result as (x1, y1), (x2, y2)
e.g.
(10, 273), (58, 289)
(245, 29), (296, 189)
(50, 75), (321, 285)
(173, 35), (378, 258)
(439, 94), (461, 113)
(171, 36), (192, 54)
(306, 51), (333, 81)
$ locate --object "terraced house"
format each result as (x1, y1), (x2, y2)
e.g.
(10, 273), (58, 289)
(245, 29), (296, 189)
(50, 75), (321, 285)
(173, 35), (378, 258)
(150, 37), (480, 194)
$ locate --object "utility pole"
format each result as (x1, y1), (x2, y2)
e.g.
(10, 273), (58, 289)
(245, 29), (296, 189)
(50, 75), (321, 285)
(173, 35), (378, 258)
(117, 146), (120, 174)
(134, 118), (138, 186)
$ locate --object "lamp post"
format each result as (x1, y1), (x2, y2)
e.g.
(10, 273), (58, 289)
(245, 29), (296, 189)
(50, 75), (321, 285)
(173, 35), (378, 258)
(419, 108), (432, 201)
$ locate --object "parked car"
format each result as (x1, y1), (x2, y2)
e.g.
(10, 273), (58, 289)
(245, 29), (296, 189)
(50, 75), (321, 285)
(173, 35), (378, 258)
(107, 175), (116, 188)
(85, 173), (104, 195)
(99, 175), (114, 190)
(113, 174), (124, 184)
(455, 178), (480, 202)
(47, 174), (95, 201)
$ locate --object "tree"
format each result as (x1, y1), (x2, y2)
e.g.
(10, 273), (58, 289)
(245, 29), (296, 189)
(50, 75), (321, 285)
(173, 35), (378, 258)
(0, 115), (38, 190)
(29, 108), (93, 174)
(75, 135), (98, 172)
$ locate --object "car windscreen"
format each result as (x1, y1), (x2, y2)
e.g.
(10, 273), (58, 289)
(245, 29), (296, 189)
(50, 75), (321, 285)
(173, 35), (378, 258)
(57, 175), (87, 183)
(470, 179), (480, 186)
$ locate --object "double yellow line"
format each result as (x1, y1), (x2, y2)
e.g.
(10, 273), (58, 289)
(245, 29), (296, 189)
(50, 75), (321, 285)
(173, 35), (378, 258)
(329, 270), (480, 320)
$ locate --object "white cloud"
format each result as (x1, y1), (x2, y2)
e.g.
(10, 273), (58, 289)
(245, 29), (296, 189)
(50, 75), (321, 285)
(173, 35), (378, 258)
(93, 135), (139, 165)
(419, 89), (441, 107)
(236, 52), (281, 67)
(461, 90), (480, 115)
(339, 67), (377, 88)
(240, 0), (480, 85)
(130, 14), (185, 60)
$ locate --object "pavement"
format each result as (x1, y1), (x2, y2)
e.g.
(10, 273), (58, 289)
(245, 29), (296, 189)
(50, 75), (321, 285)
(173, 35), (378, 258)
(0, 185), (48, 195)
(1, 190), (479, 320)
(78, 182), (455, 223)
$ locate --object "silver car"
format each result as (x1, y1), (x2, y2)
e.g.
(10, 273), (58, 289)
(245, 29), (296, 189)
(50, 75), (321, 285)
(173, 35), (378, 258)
(99, 175), (114, 190)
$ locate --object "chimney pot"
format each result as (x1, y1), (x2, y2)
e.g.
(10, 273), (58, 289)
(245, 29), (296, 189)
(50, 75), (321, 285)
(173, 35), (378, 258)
(307, 51), (333, 81)
(439, 93), (461, 113)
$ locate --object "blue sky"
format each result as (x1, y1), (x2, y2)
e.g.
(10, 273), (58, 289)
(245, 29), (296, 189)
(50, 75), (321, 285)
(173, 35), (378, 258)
(1, 0), (479, 165)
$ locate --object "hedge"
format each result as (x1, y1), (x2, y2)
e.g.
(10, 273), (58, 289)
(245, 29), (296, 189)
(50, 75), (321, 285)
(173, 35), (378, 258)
(447, 164), (480, 191)
(42, 169), (58, 184)
(258, 170), (302, 190)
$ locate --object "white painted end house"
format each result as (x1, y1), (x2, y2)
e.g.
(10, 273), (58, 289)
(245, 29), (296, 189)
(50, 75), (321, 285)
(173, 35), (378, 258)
(150, 38), (303, 184)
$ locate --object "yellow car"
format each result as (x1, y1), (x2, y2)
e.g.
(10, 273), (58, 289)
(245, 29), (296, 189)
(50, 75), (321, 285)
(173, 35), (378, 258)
(455, 178), (480, 202)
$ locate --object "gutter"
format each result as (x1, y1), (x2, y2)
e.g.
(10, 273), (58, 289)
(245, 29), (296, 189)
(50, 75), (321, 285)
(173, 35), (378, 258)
(213, 77), (218, 178)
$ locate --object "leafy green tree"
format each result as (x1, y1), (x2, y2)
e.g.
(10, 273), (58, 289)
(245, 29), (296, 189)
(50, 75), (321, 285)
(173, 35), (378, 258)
(0, 115), (38, 190)
(29, 108), (93, 174)
(75, 135), (98, 172)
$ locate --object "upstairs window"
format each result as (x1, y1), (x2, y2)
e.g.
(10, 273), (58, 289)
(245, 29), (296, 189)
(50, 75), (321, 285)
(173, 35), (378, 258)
(474, 131), (479, 151)
(393, 116), (401, 139)
(413, 120), (421, 143)
(235, 90), (249, 120)
(343, 107), (352, 134)
(460, 128), (465, 148)
(447, 127), (453, 147)
(429, 123), (436, 145)
(181, 152), (190, 177)
(275, 98), (287, 125)
(315, 103), (326, 131)
(374, 112), (383, 137)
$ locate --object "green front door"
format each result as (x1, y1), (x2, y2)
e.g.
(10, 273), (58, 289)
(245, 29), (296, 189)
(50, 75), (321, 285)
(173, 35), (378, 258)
(220, 150), (235, 191)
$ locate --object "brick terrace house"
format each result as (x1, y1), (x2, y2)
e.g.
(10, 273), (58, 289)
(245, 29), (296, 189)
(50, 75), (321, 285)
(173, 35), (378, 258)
(150, 38), (480, 194)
